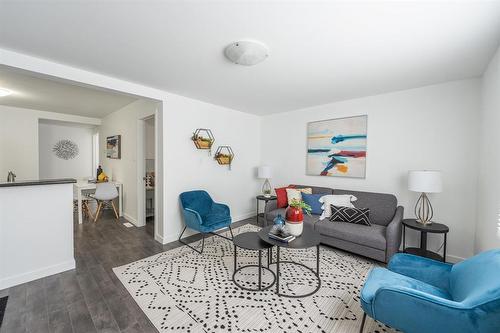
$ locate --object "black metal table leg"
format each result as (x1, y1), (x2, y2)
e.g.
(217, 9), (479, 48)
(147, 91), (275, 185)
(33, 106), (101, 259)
(443, 233), (447, 262)
(402, 225), (406, 252)
(276, 246), (280, 294)
(316, 245), (320, 274)
(420, 231), (428, 250)
(258, 250), (262, 290)
(267, 247), (271, 267)
(256, 200), (260, 225)
(263, 201), (268, 227)
(234, 244), (237, 272)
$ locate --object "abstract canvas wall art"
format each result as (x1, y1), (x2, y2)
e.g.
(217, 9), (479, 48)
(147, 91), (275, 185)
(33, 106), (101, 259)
(106, 135), (121, 159)
(307, 115), (367, 178)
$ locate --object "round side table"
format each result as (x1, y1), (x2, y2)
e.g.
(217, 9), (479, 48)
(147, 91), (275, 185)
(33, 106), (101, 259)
(256, 195), (277, 227)
(258, 224), (321, 298)
(232, 232), (276, 291)
(402, 219), (449, 262)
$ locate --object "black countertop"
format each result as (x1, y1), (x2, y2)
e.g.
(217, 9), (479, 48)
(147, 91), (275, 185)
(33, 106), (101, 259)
(0, 178), (77, 188)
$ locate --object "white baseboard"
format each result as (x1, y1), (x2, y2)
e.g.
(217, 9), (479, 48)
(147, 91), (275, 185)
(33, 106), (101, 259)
(446, 254), (465, 263)
(0, 259), (75, 290)
(233, 211), (256, 222)
(123, 213), (138, 226)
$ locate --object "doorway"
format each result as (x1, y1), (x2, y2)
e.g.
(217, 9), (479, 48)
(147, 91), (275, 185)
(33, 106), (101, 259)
(137, 113), (159, 240)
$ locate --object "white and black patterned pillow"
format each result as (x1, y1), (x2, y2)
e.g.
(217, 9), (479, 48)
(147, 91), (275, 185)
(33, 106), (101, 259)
(329, 205), (371, 226)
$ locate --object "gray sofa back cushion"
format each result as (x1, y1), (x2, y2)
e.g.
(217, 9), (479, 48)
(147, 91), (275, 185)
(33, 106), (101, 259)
(333, 189), (397, 226)
(290, 184), (334, 195)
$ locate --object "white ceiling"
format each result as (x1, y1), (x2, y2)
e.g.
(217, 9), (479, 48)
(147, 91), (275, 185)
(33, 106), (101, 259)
(0, 66), (138, 118)
(1, 1), (499, 115)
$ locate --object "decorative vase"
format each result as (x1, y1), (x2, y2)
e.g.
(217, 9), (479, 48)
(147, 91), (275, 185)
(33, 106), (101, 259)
(285, 206), (304, 236)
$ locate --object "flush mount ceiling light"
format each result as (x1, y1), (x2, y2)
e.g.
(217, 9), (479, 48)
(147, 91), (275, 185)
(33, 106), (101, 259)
(224, 40), (269, 66)
(0, 88), (12, 97)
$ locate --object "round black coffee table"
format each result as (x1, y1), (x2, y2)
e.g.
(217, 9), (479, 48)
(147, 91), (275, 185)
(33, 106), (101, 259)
(232, 232), (276, 291)
(258, 223), (321, 298)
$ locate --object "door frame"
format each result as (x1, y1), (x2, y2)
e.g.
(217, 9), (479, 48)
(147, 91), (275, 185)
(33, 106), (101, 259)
(136, 110), (160, 242)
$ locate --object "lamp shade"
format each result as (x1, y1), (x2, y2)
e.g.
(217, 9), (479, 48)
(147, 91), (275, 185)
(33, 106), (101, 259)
(408, 170), (442, 193)
(258, 166), (272, 179)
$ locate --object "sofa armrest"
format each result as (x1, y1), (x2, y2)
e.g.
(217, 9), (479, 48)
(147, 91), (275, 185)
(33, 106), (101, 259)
(385, 206), (404, 262)
(371, 286), (472, 333)
(183, 207), (203, 230)
(388, 253), (453, 290)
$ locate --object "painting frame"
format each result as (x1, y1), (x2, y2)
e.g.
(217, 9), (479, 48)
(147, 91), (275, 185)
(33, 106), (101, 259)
(106, 135), (121, 159)
(306, 115), (367, 178)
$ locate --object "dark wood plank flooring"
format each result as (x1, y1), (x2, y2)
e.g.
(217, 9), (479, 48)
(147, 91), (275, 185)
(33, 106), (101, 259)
(0, 209), (256, 333)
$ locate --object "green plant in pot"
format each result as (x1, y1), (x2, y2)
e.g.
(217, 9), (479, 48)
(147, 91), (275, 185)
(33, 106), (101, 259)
(285, 199), (312, 236)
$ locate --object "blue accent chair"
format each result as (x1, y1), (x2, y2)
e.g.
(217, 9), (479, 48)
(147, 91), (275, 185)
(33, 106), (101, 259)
(179, 190), (233, 253)
(359, 249), (500, 333)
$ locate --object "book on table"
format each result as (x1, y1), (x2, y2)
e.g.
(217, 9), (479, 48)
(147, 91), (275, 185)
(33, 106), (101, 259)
(268, 227), (295, 243)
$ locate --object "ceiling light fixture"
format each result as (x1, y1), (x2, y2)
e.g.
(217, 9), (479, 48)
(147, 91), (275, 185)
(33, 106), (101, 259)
(0, 88), (12, 97)
(224, 40), (269, 66)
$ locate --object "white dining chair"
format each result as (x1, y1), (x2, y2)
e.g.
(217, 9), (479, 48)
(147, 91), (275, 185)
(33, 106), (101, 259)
(92, 182), (119, 222)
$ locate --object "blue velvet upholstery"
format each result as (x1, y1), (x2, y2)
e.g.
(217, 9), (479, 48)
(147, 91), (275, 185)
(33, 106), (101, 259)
(179, 190), (232, 234)
(360, 250), (500, 333)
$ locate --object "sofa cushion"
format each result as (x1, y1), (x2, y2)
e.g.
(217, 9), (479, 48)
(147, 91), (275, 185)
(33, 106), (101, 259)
(290, 184), (333, 195)
(319, 194), (356, 220)
(333, 189), (397, 226)
(329, 205), (371, 226)
(361, 267), (451, 316)
(301, 193), (323, 215)
(275, 187), (288, 208)
(315, 220), (386, 250)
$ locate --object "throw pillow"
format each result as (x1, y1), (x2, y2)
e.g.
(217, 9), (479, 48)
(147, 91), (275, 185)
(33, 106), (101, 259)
(301, 193), (323, 215)
(329, 205), (371, 226)
(275, 185), (295, 208)
(319, 194), (357, 220)
(286, 187), (312, 205)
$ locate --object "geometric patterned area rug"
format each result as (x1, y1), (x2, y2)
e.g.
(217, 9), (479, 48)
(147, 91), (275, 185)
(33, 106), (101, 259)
(113, 224), (396, 333)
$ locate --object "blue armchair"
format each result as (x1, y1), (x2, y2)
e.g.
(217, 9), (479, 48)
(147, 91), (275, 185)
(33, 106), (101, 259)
(359, 249), (500, 333)
(179, 190), (233, 253)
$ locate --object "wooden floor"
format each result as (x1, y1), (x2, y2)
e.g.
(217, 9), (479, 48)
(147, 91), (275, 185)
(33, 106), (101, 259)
(0, 209), (256, 333)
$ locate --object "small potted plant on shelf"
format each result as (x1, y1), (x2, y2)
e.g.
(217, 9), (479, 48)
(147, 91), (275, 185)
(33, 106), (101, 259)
(285, 198), (312, 236)
(191, 132), (214, 150)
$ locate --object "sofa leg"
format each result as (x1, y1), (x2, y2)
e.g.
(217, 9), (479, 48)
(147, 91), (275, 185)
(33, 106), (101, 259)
(359, 313), (366, 333)
(178, 226), (205, 254)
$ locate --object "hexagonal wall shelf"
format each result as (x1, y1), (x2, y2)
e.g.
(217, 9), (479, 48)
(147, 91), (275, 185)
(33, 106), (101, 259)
(191, 128), (215, 155)
(214, 146), (234, 170)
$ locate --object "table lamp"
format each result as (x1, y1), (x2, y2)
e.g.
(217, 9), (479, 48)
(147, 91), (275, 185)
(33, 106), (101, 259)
(408, 170), (442, 225)
(258, 166), (273, 197)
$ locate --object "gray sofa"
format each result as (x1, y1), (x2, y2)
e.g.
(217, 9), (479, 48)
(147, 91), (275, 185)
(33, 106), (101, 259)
(265, 185), (404, 263)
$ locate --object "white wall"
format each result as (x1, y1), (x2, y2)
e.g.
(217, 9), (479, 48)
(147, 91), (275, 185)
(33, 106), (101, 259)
(98, 99), (157, 224)
(162, 94), (261, 242)
(475, 45), (500, 253)
(39, 122), (95, 179)
(0, 104), (101, 180)
(261, 79), (481, 261)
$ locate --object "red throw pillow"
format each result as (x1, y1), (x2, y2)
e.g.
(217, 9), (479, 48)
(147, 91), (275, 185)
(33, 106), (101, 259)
(275, 185), (295, 208)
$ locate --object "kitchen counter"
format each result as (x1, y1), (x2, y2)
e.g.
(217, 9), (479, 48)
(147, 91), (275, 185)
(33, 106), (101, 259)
(0, 179), (75, 289)
(0, 178), (76, 188)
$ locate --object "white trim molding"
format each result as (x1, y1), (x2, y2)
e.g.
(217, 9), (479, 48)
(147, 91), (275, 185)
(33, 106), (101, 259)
(0, 260), (75, 290)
